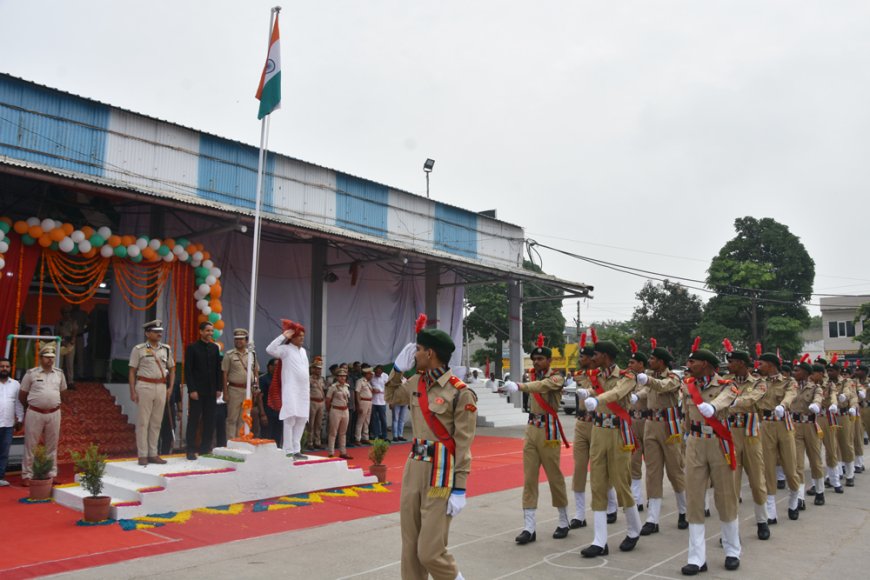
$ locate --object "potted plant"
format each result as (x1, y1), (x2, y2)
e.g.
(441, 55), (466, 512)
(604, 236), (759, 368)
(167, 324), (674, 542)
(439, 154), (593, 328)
(71, 444), (110, 522)
(368, 438), (390, 483)
(29, 444), (54, 500)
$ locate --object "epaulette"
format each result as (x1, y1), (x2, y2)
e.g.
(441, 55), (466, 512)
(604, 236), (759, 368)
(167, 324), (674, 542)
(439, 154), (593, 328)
(717, 379), (732, 385)
(448, 376), (467, 390)
(619, 370), (636, 379)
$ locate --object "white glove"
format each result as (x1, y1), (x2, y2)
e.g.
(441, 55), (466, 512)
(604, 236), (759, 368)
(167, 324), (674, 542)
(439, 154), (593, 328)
(849, 408), (857, 416)
(629, 393), (639, 405)
(860, 390), (867, 400)
(808, 403), (821, 414)
(446, 490), (466, 517)
(698, 402), (715, 418)
(393, 342), (417, 372)
(838, 393), (847, 404)
(829, 404), (839, 414)
(584, 397), (598, 412)
(504, 381), (519, 393)
(774, 405), (785, 419)
(576, 388), (589, 400)
(636, 373), (648, 386)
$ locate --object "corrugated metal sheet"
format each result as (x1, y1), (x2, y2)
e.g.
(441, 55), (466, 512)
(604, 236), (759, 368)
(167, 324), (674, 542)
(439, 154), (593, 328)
(387, 188), (434, 247)
(197, 134), (274, 210)
(335, 172), (388, 238)
(435, 204), (477, 258)
(269, 156), (336, 226)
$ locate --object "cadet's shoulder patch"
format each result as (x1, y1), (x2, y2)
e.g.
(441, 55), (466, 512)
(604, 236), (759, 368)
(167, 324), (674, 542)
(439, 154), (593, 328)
(448, 376), (467, 390)
(465, 403), (477, 413)
(718, 379), (732, 385)
(620, 371), (636, 379)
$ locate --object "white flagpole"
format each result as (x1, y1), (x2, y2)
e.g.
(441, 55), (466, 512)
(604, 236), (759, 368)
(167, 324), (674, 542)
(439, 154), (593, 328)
(243, 6), (280, 437)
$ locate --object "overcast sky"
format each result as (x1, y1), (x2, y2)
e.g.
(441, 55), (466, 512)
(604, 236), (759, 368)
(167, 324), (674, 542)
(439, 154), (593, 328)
(3, 1), (869, 325)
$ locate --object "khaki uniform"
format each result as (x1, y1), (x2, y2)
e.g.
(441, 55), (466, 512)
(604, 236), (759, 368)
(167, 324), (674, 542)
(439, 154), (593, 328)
(589, 365), (637, 511)
(222, 348), (259, 439)
(757, 373), (799, 493)
(859, 381), (870, 455)
(640, 370), (685, 500)
(791, 379), (825, 483)
(309, 375), (327, 448)
(832, 376), (859, 464)
(682, 374), (739, 523)
(386, 369), (477, 580)
(326, 382), (351, 455)
(519, 369), (567, 509)
(20, 366), (67, 479)
(726, 374), (767, 506)
(854, 380), (867, 458)
(129, 342), (174, 458)
(818, 380), (840, 469)
(629, 382), (648, 483)
(355, 378), (374, 441)
(572, 371), (595, 493)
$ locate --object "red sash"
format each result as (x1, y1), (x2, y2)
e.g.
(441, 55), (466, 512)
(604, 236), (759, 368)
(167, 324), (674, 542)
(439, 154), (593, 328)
(686, 377), (736, 470)
(532, 391), (571, 448)
(588, 369), (633, 426)
(417, 375), (458, 457)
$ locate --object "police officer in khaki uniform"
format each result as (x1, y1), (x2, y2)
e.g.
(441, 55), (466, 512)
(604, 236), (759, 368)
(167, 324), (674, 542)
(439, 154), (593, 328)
(19, 345), (67, 483)
(386, 327), (477, 580)
(355, 367), (374, 444)
(580, 340), (643, 557)
(790, 360), (825, 508)
(635, 343), (687, 534)
(828, 359), (859, 487)
(129, 320), (175, 466)
(325, 369), (352, 459)
(222, 329), (259, 439)
(681, 348), (740, 575)
(504, 339), (570, 544)
(308, 356), (326, 450)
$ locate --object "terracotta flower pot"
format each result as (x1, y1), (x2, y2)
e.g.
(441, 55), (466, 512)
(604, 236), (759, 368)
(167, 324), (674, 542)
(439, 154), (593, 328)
(369, 463), (387, 483)
(82, 496), (112, 522)
(29, 477), (53, 500)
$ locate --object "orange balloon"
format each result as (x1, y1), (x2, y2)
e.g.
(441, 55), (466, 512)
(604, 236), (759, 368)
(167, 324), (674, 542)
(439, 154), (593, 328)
(38, 234), (52, 248)
(121, 235), (136, 247)
(165, 239), (176, 249)
(82, 248), (97, 258)
(50, 228), (66, 242)
(198, 313), (209, 324)
(214, 319), (225, 330)
(81, 225), (95, 238)
(201, 251), (211, 261)
(0, 216), (11, 226)
(13, 221), (28, 234)
(62, 223), (74, 235)
(28, 225), (44, 239)
(108, 235), (121, 247)
(210, 301), (222, 314)
(210, 284), (222, 298)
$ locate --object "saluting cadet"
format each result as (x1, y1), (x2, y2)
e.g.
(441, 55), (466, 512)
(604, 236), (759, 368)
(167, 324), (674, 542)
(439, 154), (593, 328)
(855, 363), (869, 473)
(505, 334), (571, 544)
(828, 356), (859, 487)
(19, 345), (67, 483)
(681, 348), (740, 575)
(222, 329), (259, 439)
(790, 358), (825, 508)
(129, 320), (175, 466)
(579, 340), (643, 557)
(634, 339), (688, 534)
(626, 341), (648, 512)
(385, 322), (477, 580)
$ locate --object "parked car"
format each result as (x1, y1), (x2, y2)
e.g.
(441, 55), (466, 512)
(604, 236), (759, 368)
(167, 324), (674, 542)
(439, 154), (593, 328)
(561, 380), (577, 414)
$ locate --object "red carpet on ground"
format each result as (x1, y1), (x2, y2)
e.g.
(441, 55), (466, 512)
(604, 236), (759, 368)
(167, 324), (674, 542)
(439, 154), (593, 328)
(0, 435), (571, 579)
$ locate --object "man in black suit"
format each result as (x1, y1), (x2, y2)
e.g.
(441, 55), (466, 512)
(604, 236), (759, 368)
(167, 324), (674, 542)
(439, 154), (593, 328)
(184, 322), (222, 459)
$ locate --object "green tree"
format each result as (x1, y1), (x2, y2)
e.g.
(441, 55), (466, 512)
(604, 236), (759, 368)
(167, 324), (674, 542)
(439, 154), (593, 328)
(854, 303), (870, 349)
(700, 217), (814, 360)
(588, 319), (637, 367)
(631, 280), (703, 361)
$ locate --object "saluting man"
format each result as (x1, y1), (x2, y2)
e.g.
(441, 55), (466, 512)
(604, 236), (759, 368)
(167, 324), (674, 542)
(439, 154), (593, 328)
(222, 328), (259, 439)
(19, 345), (67, 484)
(505, 333), (571, 544)
(385, 320), (477, 580)
(129, 320), (175, 466)
(790, 358), (825, 508)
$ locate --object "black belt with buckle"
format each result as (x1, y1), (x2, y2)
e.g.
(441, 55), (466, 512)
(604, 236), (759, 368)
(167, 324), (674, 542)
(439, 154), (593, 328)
(411, 440), (435, 458)
(791, 412), (815, 423)
(593, 414), (619, 429)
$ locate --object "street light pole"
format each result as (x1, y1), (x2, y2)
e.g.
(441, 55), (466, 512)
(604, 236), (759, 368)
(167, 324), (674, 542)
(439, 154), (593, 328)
(423, 158), (434, 198)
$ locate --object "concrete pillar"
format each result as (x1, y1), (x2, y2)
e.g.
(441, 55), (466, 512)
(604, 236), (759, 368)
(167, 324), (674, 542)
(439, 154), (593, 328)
(425, 261), (439, 328)
(508, 279), (523, 408)
(309, 239), (327, 357)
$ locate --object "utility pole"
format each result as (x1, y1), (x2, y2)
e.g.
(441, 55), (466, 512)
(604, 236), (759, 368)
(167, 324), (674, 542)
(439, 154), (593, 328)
(750, 290), (759, 344)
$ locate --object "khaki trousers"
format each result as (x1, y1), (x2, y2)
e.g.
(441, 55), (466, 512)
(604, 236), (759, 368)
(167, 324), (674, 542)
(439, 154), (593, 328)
(686, 434), (738, 523)
(136, 382), (166, 458)
(355, 400), (372, 441)
(733, 429), (766, 505)
(572, 418), (593, 492)
(400, 458), (457, 580)
(327, 408), (349, 454)
(853, 412), (865, 456)
(794, 422), (824, 482)
(23, 409), (61, 479)
(589, 423), (633, 511)
(226, 386), (246, 439)
(522, 423), (568, 509)
(862, 407), (870, 447)
(818, 416), (840, 468)
(835, 416), (855, 463)
(630, 418), (646, 480)
(309, 401), (325, 447)
(761, 420), (799, 492)
(643, 419), (685, 499)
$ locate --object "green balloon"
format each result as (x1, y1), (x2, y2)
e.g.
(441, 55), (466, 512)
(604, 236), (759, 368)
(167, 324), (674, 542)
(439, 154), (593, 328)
(0, 221), (10, 234)
(22, 234), (35, 246)
(89, 234), (105, 247)
(114, 245), (127, 258)
(157, 245), (170, 257)
(195, 267), (209, 278)
(50, 242), (59, 251)
(213, 329), (222, 339)
(69, 245), (79, 255)
(176, 238), (190, 248)
(208, 312), (220, 323)
(131, 254), (143, 263)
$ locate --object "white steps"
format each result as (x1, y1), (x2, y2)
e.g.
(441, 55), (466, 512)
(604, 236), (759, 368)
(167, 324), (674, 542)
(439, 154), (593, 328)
(469, 387), (529, 428)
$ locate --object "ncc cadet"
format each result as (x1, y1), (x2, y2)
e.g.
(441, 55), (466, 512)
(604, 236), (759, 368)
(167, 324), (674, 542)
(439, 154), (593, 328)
(504, 334), (571, 544)
(721, 344), (770, 539)
(626, 341), (648, 512)
(129, 320), (175, 466)
(790, 359), (826, 508)
(812, 357), (844, 493)
(222, 328), (259, 439)
(19, 345), (67, 484)
(308, 356), (326, 450)
(856, 363), (869, 473)
(681, 348), (740, 575)
(579, 339), (643, 557)
(386, 326), (477, 580)
(828, 357), (859, 487)
(634, 339), (688, 534)
(755, 352), (800, 522)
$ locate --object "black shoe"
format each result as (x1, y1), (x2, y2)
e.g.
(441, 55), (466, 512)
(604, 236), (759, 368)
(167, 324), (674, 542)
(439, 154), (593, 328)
(777, 480), (785, 490)
(515, 530), (536, 545)
(824, 478), (832, 488)
(725, 556), (740, 571)
(619, 535), (639, 552)
(392, 438), (400, 442)
(807, 486), (817, 496)
(814, 493), (826, 505)
(678, 513), (689, 530)
(767, 518), (777, 525)
(835, 486), (844, 494)
(640, 522), (659, 536)
(552, 526), (569, 539)
(681, 563), (707, 576)
(788, 508), (799, 521)
(798, 499), (806, 511)
(638, 503), (644, 512)
(581, 544), (608, 558)
(293, 452), (307, 460)
(704, 509), (711, 518)
(607, 511), (617, 524)
(757, 522), (770, 540)
(846, 477), (855, 487)
(569, 518), (587, 529)
(398, 436), (407, 441)
(186, 452), (197, 460)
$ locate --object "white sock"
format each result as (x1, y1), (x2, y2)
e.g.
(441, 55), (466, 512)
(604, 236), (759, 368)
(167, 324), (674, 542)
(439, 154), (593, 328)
(675, 490), (687, 514)
(607, 487), (617, 513)
(829, 466), (841, 488)
(788, 489), (799, 510)
(688, 523), (706, 566)
(721, 519), (741, 559)
(558, 506), (569, 528)
(624, 505), (641, 538)
(754, 503), (767, 523)
(456, 573), (464, 580)
(631, 478), (643, 505)
(838, 462), (845, 477)
(592, 511), (608, 547)
(647, 497), (662, 524)
(574, 491), (586, 521)
(857, 455), (864, 469)
(815, 477), (825, 493)
(846, 461), (855, 478)
(776, 465), (785, 482)
(798, 483), (805, 501)
(523, 508), (536, 533)
(766, 495), (777, 520)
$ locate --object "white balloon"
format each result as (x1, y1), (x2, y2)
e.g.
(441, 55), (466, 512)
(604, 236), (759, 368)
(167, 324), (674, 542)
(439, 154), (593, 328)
(97, 226), (112, 239)
(41, 218), (55, 232)
(78, 240), (92, 253)
(136, 238), (149, 249)
(149, 239), (162, 250)
(70, 230), (85, 243)
(196, 299), (208, 310)
(26, 217), (40, 226)
(162, 253), (174, 262)
(201, 306), (212, 315)
(0, 230), (5, 241)
(172, 245), (184, 256)
(0, 257), (5, 270)
(202, 259), (214, 269)
(191, 259), (201, 268)
(0, 241), (8, 253)
(198, 283), (211, 295)
(127, 244), (141, 257)
(192, 251), (203, 262)
(59, 237), (75, 253)
(100, 245), (114, 258)
(179, 251), (189, 262)
(210, 267), (221, 279)
(205, 275), (216, 286)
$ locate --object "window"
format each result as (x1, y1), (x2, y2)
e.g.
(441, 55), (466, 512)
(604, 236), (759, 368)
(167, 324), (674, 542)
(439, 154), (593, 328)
(829, 320), (855, 338)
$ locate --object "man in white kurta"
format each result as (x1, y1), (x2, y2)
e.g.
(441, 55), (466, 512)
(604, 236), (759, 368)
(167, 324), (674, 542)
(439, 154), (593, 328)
(266, 325), (310, 459)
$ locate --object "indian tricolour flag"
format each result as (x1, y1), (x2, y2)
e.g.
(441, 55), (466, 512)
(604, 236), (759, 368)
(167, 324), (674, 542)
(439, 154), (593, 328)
(256, 14), (281, 120)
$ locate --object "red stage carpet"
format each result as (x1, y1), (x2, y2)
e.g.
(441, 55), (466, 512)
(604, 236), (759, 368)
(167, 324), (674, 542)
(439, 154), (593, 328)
(0, 435), (569, 579)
